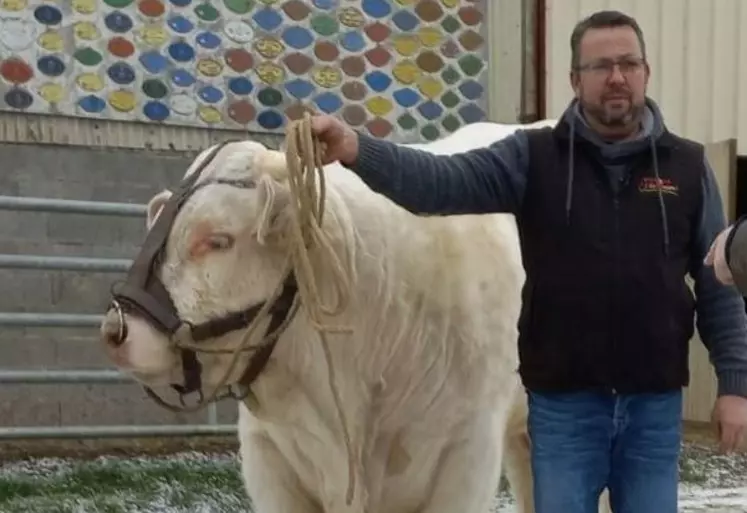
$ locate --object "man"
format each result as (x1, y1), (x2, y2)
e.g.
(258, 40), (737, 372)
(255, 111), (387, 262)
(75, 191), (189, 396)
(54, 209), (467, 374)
(309, 9), (747, 513)
(706, 217), (747, 294)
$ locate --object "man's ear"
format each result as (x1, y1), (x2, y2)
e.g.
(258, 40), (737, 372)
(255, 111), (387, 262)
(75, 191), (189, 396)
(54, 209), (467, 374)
(254, 175), (289, 245)
(146, 189), (172, 230)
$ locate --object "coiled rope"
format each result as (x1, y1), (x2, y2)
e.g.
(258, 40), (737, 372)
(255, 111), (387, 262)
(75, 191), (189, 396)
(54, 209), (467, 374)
(283, 111), (357, 505)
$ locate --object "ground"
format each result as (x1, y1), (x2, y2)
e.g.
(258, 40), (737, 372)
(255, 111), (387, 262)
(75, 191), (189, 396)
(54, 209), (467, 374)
(0, 437), (745, 512)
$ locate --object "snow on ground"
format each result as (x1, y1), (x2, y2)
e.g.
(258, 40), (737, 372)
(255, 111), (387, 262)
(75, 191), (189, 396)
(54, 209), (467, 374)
(0, 442), (744, 512)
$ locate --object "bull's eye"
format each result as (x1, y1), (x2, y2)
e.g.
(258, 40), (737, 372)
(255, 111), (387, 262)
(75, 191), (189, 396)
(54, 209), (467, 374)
(207, 233), (234, 251)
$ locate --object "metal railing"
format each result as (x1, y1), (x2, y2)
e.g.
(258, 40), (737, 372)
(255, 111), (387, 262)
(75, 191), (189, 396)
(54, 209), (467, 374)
(0, 194), (236, 440)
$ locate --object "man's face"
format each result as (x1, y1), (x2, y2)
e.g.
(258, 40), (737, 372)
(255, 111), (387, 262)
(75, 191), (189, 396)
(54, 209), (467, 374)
(570, 26), (649, 134)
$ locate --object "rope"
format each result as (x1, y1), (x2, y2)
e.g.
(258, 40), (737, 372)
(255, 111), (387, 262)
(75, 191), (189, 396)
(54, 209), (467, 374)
(283, 111), (357, 505)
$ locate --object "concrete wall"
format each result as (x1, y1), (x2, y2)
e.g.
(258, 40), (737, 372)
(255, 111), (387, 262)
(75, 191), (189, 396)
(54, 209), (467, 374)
(0, 136), (283, 431)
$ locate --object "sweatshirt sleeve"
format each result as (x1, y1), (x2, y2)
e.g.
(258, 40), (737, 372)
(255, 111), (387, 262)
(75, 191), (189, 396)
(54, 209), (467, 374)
(690, 156), (747, 398)
(344, 130), (532, 216)
(725, 215), (747, 295)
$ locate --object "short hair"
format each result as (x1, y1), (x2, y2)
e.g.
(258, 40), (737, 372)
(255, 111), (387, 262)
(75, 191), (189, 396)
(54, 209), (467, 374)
(570, 10), (647, 69)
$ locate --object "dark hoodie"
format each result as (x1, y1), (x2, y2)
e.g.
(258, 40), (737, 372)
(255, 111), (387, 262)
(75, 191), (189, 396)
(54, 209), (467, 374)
(346, 97), (747, 398)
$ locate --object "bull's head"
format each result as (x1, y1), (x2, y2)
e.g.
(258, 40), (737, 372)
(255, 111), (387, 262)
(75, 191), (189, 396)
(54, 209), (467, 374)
(99, 140), (299, 410)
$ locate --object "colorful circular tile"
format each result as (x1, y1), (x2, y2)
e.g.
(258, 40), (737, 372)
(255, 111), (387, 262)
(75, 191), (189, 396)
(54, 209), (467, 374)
(224, 0), (253, 14)
(78, 94), (106, 113)
(228, 76), (253, 95)
(104, 11), (134, 33)
(196, 57), (223, 77)
(0, 58), (33, 84)
(225, 49), (253, 72)
(139, 0), (165, 17)
(282, 26), (313, 49)
(339, 7), (364, 28)
(196, 31), (221, 49)
(168, 15), (195, 33)
(171, 69), (196, 87)
(284, 52), (314, 74)
(108, 37), (135, 58)
(282, 0), (310, 21)
(33, 5), (62, 25)
(224, 20), (254, 43)
(198, 85), (224, 103)
(76, 0), (99, 14)
(253, 8), (283, 31)
(198, 105), (222, 123)
(255, 37), (284, 59)
(39, 82), (64, 103)
(142, 78), (169, 99)
(312, 66), (342, 88)
(364, 71), (391, 93)
(311, 13), (339, 36)
(109, 90), (137, 112)
(228, 100), (256, 124)
(36, 55), (65, 77)
(342, 104), (367, 126)
(257, 87), (283, 107)
(76, 73), (104, 92)
(170, 93), (197, 115)
(168, 42), (196, 62)
(194, 2), (220, 22)
(366, 117), (393, 138)
(257, 109), (283, 129)
(285, 78), (315, 99)
(107, 62), (136, 85)
(314, 42), (339, 62)
(414, 1), (443, 22)
(361, 0), (391, 18)
(143, 100), (170, 121)
(313, 92), (342, 113)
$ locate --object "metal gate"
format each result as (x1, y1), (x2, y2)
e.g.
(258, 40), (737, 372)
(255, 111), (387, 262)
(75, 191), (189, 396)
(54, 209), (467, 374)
(0, 194), (237, 440)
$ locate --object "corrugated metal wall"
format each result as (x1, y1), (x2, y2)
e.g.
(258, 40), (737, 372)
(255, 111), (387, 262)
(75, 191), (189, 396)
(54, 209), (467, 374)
(544, 0), (747, 155)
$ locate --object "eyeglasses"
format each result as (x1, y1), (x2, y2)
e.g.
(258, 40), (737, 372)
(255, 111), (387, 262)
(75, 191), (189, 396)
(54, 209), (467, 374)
(576, 57), (645, 77)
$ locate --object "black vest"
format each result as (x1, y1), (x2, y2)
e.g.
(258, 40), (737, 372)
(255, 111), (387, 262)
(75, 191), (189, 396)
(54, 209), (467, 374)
(517, 124), (704, 394)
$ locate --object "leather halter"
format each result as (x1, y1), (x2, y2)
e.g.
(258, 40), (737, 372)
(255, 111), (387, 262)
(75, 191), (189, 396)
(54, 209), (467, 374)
(108, 140), (298, 405)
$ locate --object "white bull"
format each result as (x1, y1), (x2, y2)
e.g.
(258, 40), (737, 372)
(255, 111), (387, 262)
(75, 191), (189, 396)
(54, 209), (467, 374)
(101, 119), (611, 513)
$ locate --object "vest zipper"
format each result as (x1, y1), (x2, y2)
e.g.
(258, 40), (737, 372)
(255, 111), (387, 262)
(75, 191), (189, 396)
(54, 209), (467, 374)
(612, 195), (621, 393)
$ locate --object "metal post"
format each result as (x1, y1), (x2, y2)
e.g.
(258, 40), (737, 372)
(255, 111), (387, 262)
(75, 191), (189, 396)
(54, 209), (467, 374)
(0, 195), (146, 216)
(0, 370), (131, 384)
(0, 313), (102, 327)
(0, 425), (237, 440)
(0, 254), (131, 272)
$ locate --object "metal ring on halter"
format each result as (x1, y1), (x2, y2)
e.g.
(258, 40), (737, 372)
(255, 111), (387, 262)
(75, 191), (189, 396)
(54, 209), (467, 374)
(110, 299), (127, 345)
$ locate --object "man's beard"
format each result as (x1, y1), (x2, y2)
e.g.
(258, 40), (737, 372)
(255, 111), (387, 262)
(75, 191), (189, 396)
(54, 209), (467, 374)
(581, 96), (645, 128)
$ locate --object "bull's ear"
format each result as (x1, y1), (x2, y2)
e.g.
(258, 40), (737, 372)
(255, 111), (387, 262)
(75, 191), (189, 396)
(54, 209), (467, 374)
(254, 174), (289, 244)
(146, 189), (172, 230)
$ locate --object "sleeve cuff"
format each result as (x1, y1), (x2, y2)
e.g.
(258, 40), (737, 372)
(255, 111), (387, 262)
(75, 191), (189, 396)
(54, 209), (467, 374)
(717, 370), (747, 398)
(349, 132), (391, 171)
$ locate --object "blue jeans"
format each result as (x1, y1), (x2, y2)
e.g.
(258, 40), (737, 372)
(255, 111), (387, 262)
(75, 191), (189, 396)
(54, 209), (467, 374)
(527, 389), (682, 513)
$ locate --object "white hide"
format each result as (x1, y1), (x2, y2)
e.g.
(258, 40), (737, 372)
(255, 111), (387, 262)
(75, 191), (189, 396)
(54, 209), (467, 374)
(103, 118), (611, 513)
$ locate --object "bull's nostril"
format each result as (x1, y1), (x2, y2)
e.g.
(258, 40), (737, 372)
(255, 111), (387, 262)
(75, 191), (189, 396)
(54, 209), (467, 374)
(107, 321), (128, 347)
(102, 308), (128, 348)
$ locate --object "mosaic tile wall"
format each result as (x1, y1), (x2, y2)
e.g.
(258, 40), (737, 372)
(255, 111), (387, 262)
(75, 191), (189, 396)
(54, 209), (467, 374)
(0, 0), (488, 141)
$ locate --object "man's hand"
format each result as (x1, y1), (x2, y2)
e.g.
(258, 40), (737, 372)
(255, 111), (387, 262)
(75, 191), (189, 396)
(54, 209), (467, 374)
(309, 114), (360, 166)
(711, 395), (747, 453)
(704, 225), (735, 285)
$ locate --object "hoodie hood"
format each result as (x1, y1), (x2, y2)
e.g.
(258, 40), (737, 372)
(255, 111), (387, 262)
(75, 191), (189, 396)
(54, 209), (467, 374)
(558, 96), (671, 255)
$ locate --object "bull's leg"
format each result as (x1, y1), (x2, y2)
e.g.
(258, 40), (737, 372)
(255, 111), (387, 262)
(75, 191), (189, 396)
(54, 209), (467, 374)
(417, 410), (505, 513)
(237, 413), (321, 513)
(502, 429), (534, 513)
